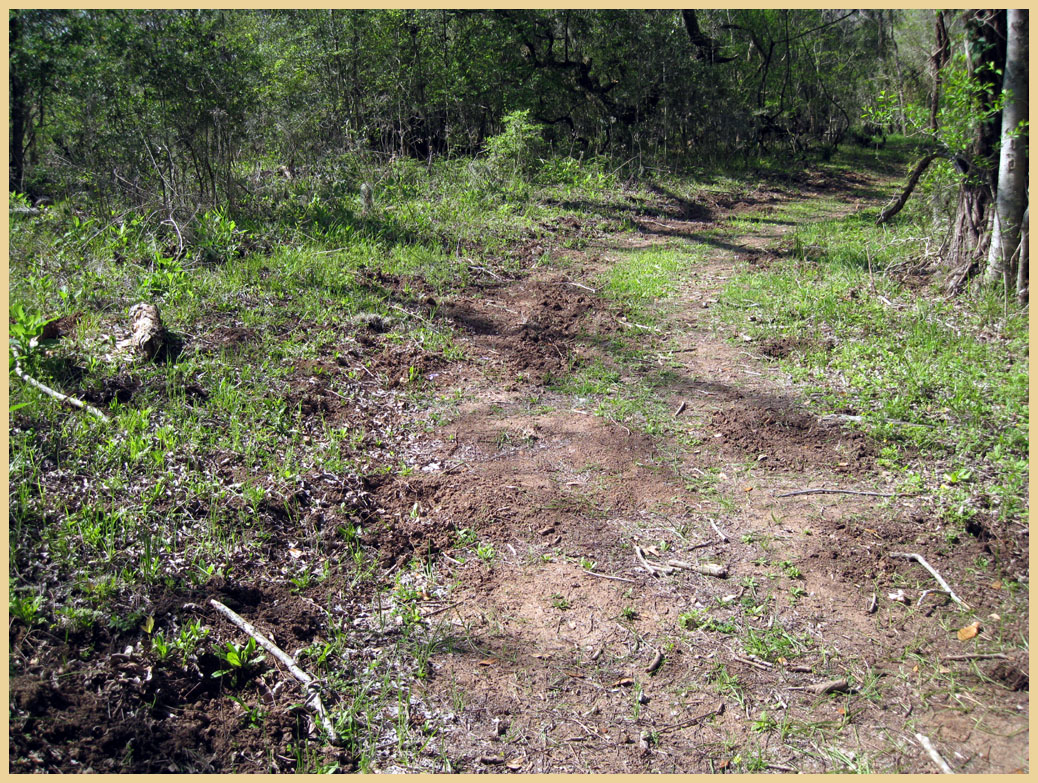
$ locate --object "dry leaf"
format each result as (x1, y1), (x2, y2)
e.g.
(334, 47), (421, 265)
(505, 759), (523, 771)
(288, 548), (303, 559)
(478, 658), (497, 666)
(957, 621), (981, 641)
(611, 677), (635, 687)
(991, 580), (1003, 590)
(564, 671), (585, 678)
(743, 486), (754, 493)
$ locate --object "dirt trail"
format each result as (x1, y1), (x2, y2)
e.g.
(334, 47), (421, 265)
(371, 177), (1028, 773)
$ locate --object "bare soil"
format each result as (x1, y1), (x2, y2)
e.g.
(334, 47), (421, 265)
(9, 169), (1028, 773)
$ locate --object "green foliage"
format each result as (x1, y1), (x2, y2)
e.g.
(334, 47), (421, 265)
(9, 591), (46, 627)
(483, 109), (545, 184)
(212, 637), (267, 682)
(8, 301), (57, 366)
(193, 209), (244, 264)
(719, 208), (1028, 527)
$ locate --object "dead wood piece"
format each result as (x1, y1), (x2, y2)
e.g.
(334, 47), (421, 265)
(709, 519), (730, 543)
(876, 153), (942, 225)
(674, 400), (687, 417)
(732, 654), (773, 671)
(12, 358), (109, 422)
(942, 652), (1009, 662)
(888, 552), (970, 610)
(914, 732), (954, 774)
(645, 650), (665, 675)
(209, 598), (338, 744)
(585, 570), (639, 584)
(792, 677), (854, 695)
(776, 487), (902, 498)
(634, 545), (675, 575)
(128, 303), (167, 360)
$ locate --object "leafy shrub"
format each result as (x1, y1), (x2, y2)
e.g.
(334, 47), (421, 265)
(483, 110), (545, 185)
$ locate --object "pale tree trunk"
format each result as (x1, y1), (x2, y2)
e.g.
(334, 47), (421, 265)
(984, 9), (1029, 289)
(1017, 205), (1028, 305)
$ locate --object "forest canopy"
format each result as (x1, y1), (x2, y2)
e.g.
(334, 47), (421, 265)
(8, 8), (1028, 293)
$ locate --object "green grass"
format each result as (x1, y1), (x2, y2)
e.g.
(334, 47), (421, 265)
(716, 208), (1028, 529)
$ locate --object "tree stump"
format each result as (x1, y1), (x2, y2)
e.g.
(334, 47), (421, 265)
(128, 303), (167, 360)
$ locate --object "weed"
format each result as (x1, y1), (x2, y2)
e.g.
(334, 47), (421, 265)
(9, 592), (45, 627)
(551, 594), (571, 610)
(212, 637), (267, 683)
(678, 609), (737, 634)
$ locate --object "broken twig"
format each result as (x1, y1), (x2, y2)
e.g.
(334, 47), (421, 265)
(942, 652), (1009, 662)
(914, 732), (954, 774)
(775, 488), (904, 498)
(708, 519), (730, 543)
(209, 598), (338, 744)
(585, 570), (639, 584)
(889, 552), (970, 610)
(634, 545), (675, 575)
(12, 358), (109, 422)
(645, 650), (665, 675)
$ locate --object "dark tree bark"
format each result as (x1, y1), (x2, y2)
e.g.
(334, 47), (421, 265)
(928, 11), (950, 132)
(876, 153), (942, 225)
(681, 10), (734, 64)
(9, 12), (27, 192)
(945, 10), (1006, 292)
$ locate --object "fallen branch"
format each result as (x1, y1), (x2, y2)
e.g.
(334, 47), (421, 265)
(876, 153), (941, 225)
(775, 488), (903, 498)
(732, 654), (773, 671)
(634, 545), (675, 575)
(12, 359), (109, 422)
(914, 732), (954, 774)
(888, 553), (970, 610)
(209, 598), (338, 744)
(563, 280), (596, 293)
(942, 652), (1009, 662)
(645, 650), (665, 675)
(585, 570), (639, 584)
(709, 519), (730, 543)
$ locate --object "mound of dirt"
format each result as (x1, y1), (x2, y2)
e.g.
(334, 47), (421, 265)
(710, 402), (875, 471)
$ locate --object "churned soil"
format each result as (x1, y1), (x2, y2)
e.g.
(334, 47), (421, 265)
(10, 168), (1028, 773)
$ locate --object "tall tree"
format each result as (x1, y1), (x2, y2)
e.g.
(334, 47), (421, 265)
(984, 9), (1028, 292)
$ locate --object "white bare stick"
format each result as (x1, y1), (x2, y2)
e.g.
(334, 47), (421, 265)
(943, 652), (1009, 662)
(209, 599), (338, 744)
(563, 280), (596, 293)
(585, 570), (639, 584)
(12, 360), (109, 422)
(634, 545), (674, 575)
(889, 553), (970, 610)
(776, 488), (903, 498)
(914, 732), (954, 774)
(708, 519), (730, 543)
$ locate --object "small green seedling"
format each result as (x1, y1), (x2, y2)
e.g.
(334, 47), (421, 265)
(212, 637), (266, 682)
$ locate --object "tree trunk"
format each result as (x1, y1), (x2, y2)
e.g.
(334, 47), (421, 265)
(1017, 205), (1028, 305)
(928, 11), (950, 132)
(9, 12), (27, 193)
(984, 9), (1028, 289)
(944, 10), (1006, 291)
